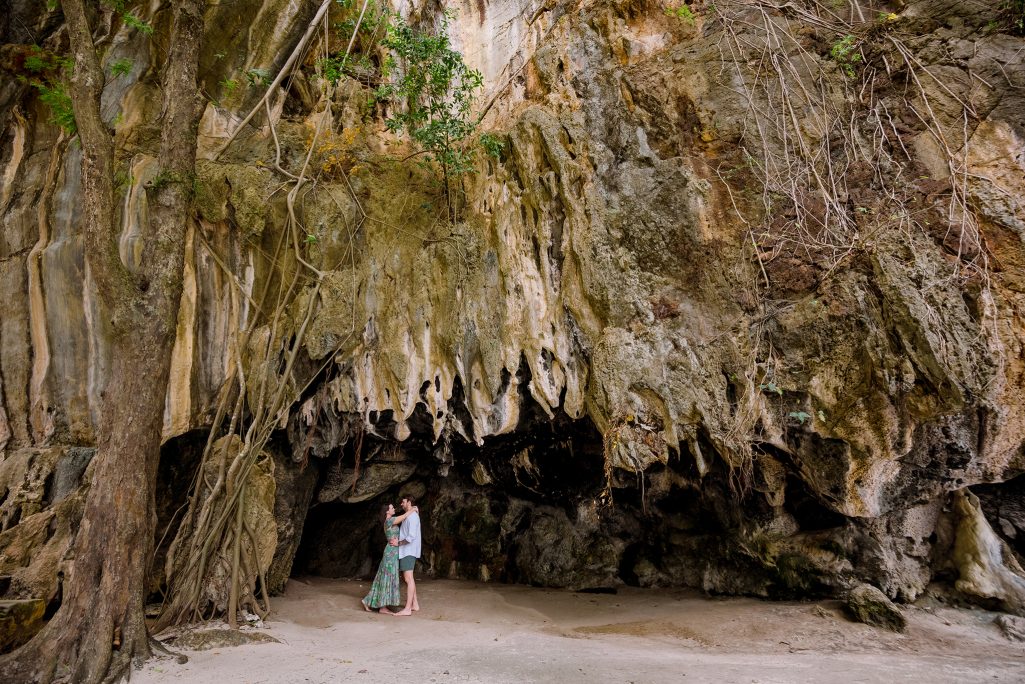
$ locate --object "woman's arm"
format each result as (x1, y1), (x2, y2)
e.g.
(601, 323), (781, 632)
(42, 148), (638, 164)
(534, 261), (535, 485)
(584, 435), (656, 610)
(391, 506), (419, 525)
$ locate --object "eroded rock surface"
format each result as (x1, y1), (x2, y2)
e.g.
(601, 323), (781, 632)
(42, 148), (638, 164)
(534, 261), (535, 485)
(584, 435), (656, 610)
(1, 0), (1024, 612)
(0, 598), (45, 653)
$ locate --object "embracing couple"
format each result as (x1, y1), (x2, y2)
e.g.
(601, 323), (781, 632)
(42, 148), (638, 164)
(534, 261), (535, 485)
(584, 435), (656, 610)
(361, 495), (421, 616)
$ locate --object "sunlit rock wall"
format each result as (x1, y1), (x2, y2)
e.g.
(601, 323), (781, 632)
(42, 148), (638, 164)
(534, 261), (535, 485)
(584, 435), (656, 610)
(1, 0), (1024, 604)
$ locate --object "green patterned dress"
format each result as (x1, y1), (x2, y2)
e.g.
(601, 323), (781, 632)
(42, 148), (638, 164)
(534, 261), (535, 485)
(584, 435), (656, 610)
(362, 516), (400, 609)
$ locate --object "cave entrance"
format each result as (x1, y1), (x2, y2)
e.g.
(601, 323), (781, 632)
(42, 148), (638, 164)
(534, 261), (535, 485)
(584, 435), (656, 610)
(289, 408), (615, 588)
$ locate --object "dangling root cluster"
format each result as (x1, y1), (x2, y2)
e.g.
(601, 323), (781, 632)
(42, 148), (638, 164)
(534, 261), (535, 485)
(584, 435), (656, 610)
(712, 0), (991, 283)
(156, 0), (373, 631)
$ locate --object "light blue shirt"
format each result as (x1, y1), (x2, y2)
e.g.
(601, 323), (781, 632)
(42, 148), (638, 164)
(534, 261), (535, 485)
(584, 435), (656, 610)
(399, 511), (421, 559)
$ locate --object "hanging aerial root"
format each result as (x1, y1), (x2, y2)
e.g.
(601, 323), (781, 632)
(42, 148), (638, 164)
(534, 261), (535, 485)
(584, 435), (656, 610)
(158, 0), (376, 631)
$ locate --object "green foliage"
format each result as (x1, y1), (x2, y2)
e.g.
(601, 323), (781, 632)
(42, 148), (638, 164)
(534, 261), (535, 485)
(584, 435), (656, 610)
(319, 0), (389, 85)
(787, 411), (811, 425)
(23, 47), (73, 74)
(664, 3), (696, 23)
(123, 12), (154, 35)
(376, 12), (487, 175)
(219, 78), (239, 94)
(1002, 0), (1025, 35)
(320, 52), (381, 85)
(479, 132), (505, 159)
(758, 381), (784, 396)
(314, 5), (501, 223)
(102, 2), (155, 36)
(105, 1), (154, 35)
(333, 0), (387, 38)
(245, 68), (270, 87)
(829, 35), (862, 78)
(21, 47), (76, 135)
(33, 81), (76, 134)
(110, 58), (133, 78)
(24, 54), (50, 73)
(320, 56), (345, 85)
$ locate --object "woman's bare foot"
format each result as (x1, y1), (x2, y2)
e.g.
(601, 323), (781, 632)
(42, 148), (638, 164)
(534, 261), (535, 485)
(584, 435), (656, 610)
(378, 607), (393, 614)
(392, 608), (413, 616)
(361, 600), (371, 612)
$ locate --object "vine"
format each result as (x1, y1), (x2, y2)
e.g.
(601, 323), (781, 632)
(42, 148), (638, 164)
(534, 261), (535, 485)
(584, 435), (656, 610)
(158, 0), (367, 631)
(705, 0), (1002, 498)
(710, 1), (989, 283)
(158, 0), (502, 632)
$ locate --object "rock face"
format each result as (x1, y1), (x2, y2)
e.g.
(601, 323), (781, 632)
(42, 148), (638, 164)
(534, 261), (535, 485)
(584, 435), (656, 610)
(0, 598), (45, 653)
(0, 447), (87, 603)
(2, 0), (1025, 611)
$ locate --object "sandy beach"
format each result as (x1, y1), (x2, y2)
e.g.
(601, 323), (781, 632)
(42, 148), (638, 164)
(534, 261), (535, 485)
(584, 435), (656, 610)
(133, 578), (1025, 683)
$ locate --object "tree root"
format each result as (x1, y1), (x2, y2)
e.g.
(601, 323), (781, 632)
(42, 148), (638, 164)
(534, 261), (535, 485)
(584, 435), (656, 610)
(158, 0), (372, 631)
(148, 635), (189, 665)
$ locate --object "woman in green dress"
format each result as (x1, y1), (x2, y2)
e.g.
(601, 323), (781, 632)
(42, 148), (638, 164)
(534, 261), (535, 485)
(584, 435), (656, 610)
(361, 502), (417, 613)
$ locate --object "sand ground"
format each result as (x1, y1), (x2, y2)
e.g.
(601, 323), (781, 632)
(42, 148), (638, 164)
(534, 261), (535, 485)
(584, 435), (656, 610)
(135, 578), (1025, 683)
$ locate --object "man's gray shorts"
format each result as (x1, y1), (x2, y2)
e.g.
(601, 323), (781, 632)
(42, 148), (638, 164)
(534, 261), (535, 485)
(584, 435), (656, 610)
(399, 556), (417, 572)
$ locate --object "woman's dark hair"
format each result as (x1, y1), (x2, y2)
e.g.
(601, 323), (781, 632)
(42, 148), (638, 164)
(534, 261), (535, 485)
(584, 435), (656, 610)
(380, 503), (392, 525)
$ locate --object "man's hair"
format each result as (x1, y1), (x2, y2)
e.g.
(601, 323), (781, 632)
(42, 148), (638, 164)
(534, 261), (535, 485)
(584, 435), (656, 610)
(402, 494), (417, 506)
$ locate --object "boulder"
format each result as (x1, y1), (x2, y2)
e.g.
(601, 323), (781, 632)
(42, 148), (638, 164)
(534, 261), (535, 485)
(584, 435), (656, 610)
(513, 506), (624, 590)
(952, 490), (1025, 616)
(995, 614), (1025, 643)
(843, 584), (906, 632)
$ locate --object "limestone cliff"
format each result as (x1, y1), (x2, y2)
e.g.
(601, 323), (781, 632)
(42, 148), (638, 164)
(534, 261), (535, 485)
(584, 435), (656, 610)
(1, 0), (1024, 613)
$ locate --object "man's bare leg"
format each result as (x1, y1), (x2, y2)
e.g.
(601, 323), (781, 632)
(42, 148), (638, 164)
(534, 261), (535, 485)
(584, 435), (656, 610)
(394, 570), (416, 616)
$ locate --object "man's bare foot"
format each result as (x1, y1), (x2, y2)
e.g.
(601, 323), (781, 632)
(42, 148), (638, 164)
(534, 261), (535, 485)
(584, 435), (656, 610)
(393, 608), (413, 616)
(379, 607), (393, 614)
(412, 602), (420, 611)
(360, 600), (371, 612)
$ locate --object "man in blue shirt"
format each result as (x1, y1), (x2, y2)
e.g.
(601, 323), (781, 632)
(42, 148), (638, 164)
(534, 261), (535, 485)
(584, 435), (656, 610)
(392, 495), (421, 616)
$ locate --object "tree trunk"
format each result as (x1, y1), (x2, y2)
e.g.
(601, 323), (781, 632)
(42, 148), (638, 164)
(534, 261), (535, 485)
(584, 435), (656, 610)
(0, 0), (204, 681)
(1, 333), (174, 683)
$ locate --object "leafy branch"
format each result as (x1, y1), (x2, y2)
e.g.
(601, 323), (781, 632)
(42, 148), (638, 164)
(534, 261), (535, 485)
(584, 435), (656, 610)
(105, 0), (155, 35)
(20, 47), (76, 134)
(373, 12), (503, 222)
